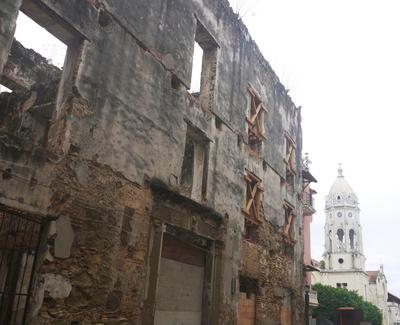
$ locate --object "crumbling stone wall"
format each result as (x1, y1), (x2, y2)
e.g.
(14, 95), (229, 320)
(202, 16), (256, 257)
(0, 0), (305, 324)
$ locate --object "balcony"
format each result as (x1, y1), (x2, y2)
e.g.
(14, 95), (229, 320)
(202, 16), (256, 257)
(302, 190), (316, 215)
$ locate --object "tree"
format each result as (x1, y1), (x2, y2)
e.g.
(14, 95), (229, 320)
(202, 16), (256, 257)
(312, 283), (382, 325)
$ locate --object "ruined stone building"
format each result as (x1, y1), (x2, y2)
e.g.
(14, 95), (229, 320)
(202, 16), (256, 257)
(0, 1), (307, 324)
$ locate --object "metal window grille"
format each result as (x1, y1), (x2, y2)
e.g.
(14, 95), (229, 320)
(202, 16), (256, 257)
(0, 206), (47, 325)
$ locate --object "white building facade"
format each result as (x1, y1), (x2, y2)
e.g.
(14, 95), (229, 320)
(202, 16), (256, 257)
(388, 292), (400, 325)
(312, 166), (390, 325)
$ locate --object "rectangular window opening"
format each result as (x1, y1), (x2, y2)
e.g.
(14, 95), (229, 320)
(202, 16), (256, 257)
(189, 20), (218, 104)
(15, 11), (68, 69)
(190, 42), (203, 94)
(247, 85), (267, 156)
(284, 133), (296, 189)
(180, 124), (210, 201)
(1, 0), (82, 117)
(283, 201), (296, 253)
(242, 171), (263, 242)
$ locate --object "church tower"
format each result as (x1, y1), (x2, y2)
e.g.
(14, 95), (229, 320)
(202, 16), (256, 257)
(323, 164), (366, 271)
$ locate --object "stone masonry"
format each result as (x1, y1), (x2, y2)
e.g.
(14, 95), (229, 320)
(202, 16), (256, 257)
(0, 1), (306, 324)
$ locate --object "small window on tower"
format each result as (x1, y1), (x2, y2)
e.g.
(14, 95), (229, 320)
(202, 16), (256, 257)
(337, 229), (344, 242)
(349, 229), (355, 249)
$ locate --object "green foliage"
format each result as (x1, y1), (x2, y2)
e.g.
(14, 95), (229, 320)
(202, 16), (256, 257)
(312, 283), (382, 325)
(319, 260), (326, 269)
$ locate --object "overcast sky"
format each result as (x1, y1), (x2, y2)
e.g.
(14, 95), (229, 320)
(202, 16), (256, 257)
(8, 1), (400, 297)
(228, 0), (400, 296)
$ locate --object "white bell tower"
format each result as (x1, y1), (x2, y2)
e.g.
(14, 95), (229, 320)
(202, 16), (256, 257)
(323, 164), (366, 271)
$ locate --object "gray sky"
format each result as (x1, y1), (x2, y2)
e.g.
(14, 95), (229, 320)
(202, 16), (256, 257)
(8, 1), (400, 297)
(228, 0), (400, 296)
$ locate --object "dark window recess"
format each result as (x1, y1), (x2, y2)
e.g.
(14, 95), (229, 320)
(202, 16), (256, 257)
(244, 222), (258, 243)
(180, 124), (210, 201)
(0, 207), (48, 325)
(239, 276), (258, 297)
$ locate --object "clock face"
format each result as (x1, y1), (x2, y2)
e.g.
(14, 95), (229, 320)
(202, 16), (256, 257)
(348, 212), (353, 217)
(337, 212), (343, 217)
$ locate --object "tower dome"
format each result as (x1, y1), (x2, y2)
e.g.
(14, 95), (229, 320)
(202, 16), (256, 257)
(326, 164), (358, 209)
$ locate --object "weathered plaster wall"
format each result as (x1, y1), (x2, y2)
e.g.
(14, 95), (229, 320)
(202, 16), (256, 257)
(0, 0), (305, 324)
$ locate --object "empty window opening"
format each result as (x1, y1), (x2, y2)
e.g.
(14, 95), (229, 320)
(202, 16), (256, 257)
(238, 276), (257, 325)
(338, 258), (344, 264)
(15, 12), (67, 69)
(349, 229), (355, 249)
(336, 283), (342, 288)
(190, 43), (203, 93)
(180, 124), (210, 201)
(0, 206), (48, 325)
(284, 133), (296, 188)
(247, 85), (267, 156)
(189, 20), (218, 104)
(0, 85), (12, 94)
(283, 202), (296, 244)
(242, 172), (263, 229)
(1, 0), (82, 117)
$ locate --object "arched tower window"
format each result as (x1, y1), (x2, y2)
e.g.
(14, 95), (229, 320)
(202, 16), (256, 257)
(349, 229), (355, 249)
(337, 229), (344, 249)
(337, 229), (344, 241)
